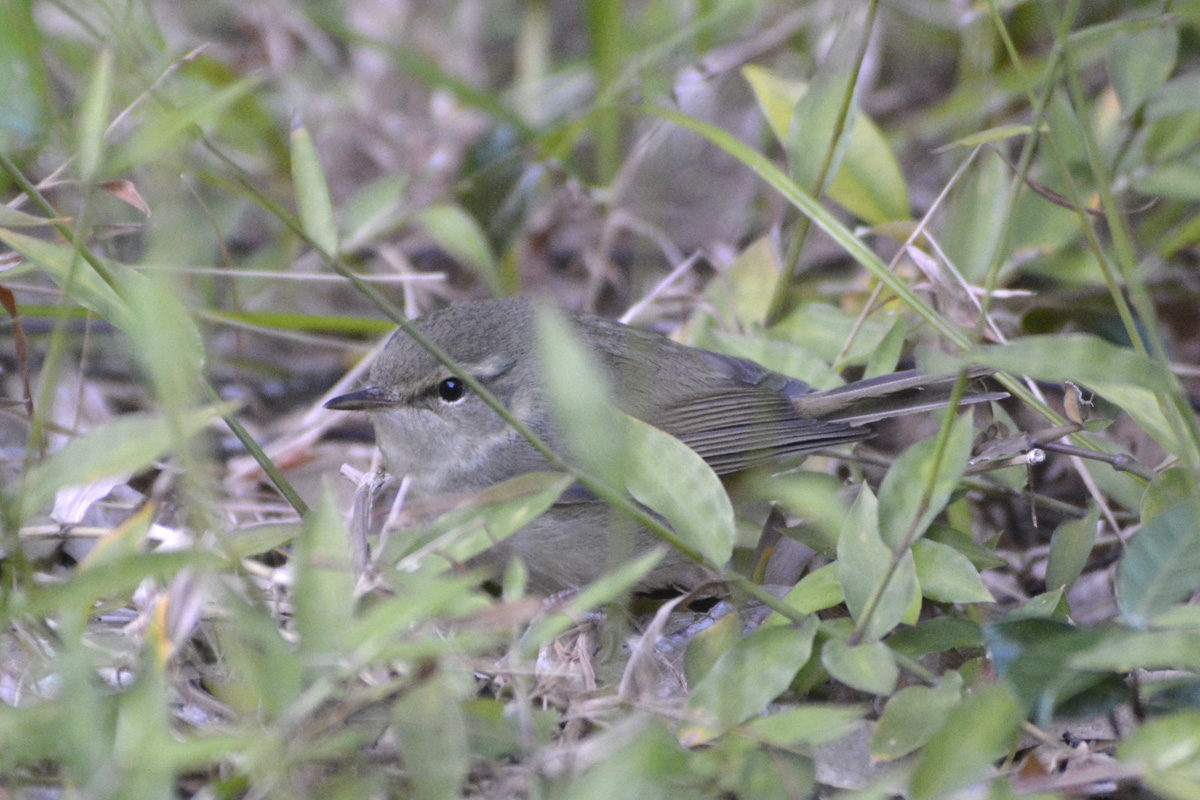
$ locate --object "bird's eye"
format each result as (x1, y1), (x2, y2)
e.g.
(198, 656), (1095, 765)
(437, 377), (467, 403)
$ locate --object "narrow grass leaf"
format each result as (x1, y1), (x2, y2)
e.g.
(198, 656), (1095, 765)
(0, 229), (133, 329)
(909, 683), (1023, 800)
(1118, 502), (1200, 628)
(871, 671), (963, 760)
(21, 404), (232, 520)
(77, 49), (112, 179)
(821, 638), (898, 696)
(682, 618), (818, 743)
(290, 121), (339, 256)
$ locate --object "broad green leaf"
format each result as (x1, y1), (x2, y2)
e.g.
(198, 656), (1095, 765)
(986, 619), (1129, 722)
(290, 122), (339, 256)
(535, 305), (626, 486)
(785, 45), (857, 199)
(1119, 710), (1200, 799)
(707, 236), (780, 327)
(877, 411), (974, 550)
(863, 316), (906, 379)
(393, 673), (470, 800)
(625, 414), (735, 566)
(20, 404), (232, 520)
(820, 638), (898, 696)
(828, 113), (909, 225)
(705, 331), (842, 390)
(684, 612), (743, 687)
(943, 123), (1036, 149)
(77, 49), (112, 179)
(1118, 502), (1200, 628)
(741, 64), (802, 145)
(911, 539), (994, 604)
(1045, 502), (1102, 593)
(682, 618), (818, 743)
(747, 704), (867, 748)
(1110, 25), (1178, 115)
(967, 334), (1177, 396)
(909, 684), (1023, 800)
(419, 204), (499, 295)
(769, 302), (891, 366)
(743, 63), (907, 225)
(1143, 469), (1199, 522)
(871, 671), (963, 760)
(940, 153), (1008, 282)
(125, 274), (206, 413)
(292, 486), (357, 657)
(837, 486), (918, 642)
(1071, 630), (1200, 673)
(1007, 589), (1070, 622)
(887, 618), (983, 659)
(771, 563), (843, 623)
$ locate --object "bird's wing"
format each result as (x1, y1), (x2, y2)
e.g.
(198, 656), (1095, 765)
(652, 387), (870, 475)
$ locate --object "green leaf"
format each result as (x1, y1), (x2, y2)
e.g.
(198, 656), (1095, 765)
(837, 486), (919, 642)
(625, 414), (735, 566)
(871, 671), (963, 760)
(419, 204), (499, 294)
(911, 539), (994, 604)
(1045, 502), (1102, 594)
(393, 471), (574, 569)
(741, 64), (802, 145)
(877, 412), (975, 550)
(887, 618), (983, 659)
(77, 49), (113, 179)
(1118, 502), (1200, 628)
(292, 485), (357, 657)
(125, 274), (206, 412)
(393, 673), (470, 800)
(820, 638), (898, 696)
(705, 331), (842, 391)
(747, 704), (867, 748)
(290, 122), (339, 257)
(967, 334), (1177, 397)
(943, 123), (1036, 149)
(986, 619), (1129, 722)
(771, 563), (843, 621)
(1071, 629), (1200, 673)
(108, 77), (260, 174)
(1118, 710), (1200, 799)
(863, 316), (906, 379)
(535, 305), (626, 486)
(706, 236), (780, 327)
(0, 228), (133, 330)
(829, 113), (910, 225)
(682, 618), (818, 743)
(1110, 25), (1178, 115)
(20, 404), (232, 521)
(940, 153), (1008, 282)
(909, 683), (1024, 800)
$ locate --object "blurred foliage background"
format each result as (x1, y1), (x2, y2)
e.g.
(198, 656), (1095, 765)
(3, 0), (1200, 797)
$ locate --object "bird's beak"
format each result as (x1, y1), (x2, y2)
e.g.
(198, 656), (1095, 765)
(324, 387), (398, 411)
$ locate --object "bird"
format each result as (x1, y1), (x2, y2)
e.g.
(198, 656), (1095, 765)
(326, 296), (1001, 591)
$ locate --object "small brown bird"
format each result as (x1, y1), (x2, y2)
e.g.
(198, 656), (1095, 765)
(327, 297), (999, 591)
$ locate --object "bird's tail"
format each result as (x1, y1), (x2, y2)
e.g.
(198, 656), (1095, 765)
(793, 367), (1006, 426)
